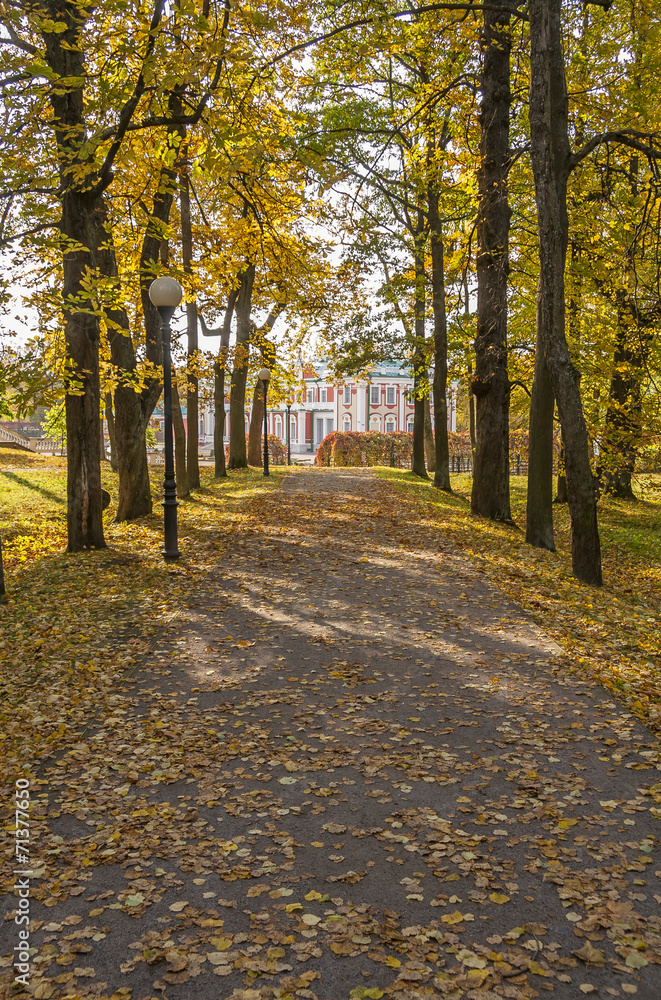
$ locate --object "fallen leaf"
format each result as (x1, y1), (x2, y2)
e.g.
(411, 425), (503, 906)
(625, 952), (648, 969)
(573, 942), (607, 966)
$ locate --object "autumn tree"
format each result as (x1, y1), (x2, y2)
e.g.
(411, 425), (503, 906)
(0, 0), (232, 545)
(307, 11), (475, 483)
(471, 0), (524, 522)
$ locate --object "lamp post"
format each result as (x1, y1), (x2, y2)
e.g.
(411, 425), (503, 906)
(149, 277), (183, 561)
(286, 398), (292, 466)
(258, 366), (270, 476)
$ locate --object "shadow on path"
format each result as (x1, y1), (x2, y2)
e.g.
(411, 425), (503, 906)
(1, 469), (659, 1000)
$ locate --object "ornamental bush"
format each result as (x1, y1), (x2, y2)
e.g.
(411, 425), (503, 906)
(224, 434), (287, 465)
(267, 434), (287, 464)
(316, 431), (413, 468)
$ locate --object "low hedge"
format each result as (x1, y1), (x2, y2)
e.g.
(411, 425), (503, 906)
(224, 434), (287, 465)
(316, 431), (413, 468)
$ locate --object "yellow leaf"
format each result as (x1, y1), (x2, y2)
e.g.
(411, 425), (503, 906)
(466, 969), (489, 984)
(331, 941), (355, 955)
(385, 956), (401, 968)
(489, 893), (510, 904)
(440, 910), (465, 925)
(210, 937), (232, 951)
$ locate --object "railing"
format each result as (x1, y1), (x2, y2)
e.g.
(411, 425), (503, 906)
(34, 438), (62, 453)
(0, 423), (32, 449)
(449, 456), (472, 473)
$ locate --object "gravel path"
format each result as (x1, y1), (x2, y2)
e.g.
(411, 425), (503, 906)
(2, 468), (660, 1000)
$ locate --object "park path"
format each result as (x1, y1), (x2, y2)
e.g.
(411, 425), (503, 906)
(2, 468), (660, 1000)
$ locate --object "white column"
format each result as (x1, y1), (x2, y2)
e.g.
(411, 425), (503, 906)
(356, 382), (365, 432)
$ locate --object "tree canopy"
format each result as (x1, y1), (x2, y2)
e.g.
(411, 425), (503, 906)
(2, 0), (661, 583)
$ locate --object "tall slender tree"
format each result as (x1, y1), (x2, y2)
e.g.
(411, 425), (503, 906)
(528, 0), (602, 584)
(471, 0), (520, 522)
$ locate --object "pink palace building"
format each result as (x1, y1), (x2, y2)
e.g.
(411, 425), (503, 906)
(195, 360), (457, 461)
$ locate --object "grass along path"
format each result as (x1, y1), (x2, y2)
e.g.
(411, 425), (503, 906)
(377, 471), (661, 739)
(0, 450), (286, 775)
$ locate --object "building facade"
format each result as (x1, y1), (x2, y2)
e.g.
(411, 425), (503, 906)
(153, 361), (457, 460)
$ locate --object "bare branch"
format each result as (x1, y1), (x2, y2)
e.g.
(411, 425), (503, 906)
(0, 25), (38, 56)
(90, 0), (168, 197)
(570, 130), (661, 171)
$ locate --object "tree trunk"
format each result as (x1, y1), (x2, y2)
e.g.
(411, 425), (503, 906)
(41, 11), (105, 551)
(597, 52), (650, 500)
(529, 0), (602, 585)
(424, 397), (435, 473)
(199, 290), (238, 478)
(248, 315), (280, 465)
(229, 266), (256, 469)
(411, 219), (428, 479)
(428, 183), (451, 490)
(554, 436), (568, 503)
(105, 393), (118, 471)
(180, 159), (200, 489)
(598, 311), (649, 499)
(105, 158), (176, 522)
(61, 191), (106, 551)
(214, 359), (227, 478)
(467, 364), (476, 460)
(172, 375), (189, 498)
(471, 0), (514, 522)
(113, 381), (154, 520)
(526, 311), (556, 550)
(248, 380), (264, 466)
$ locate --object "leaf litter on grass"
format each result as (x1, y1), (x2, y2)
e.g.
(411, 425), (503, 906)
(378, 469), (661, 737)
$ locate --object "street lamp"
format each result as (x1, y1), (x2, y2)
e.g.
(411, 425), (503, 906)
(258, 367), (270, 476)
(286, 397), (293, 466)
(149, 276), (183, 561)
